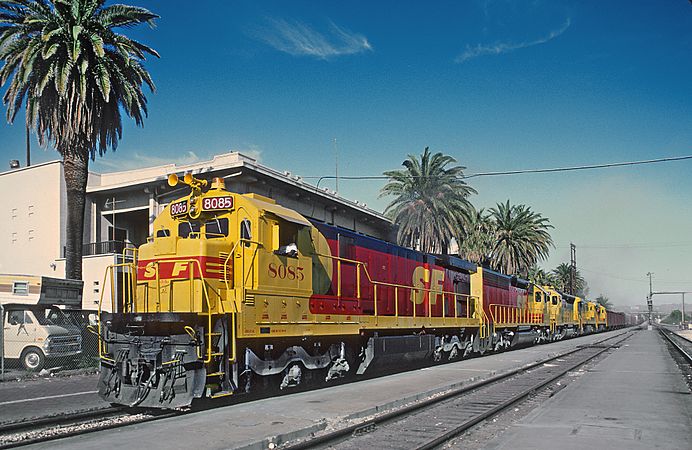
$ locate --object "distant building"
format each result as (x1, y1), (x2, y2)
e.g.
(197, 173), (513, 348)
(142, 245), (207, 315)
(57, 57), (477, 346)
(0, 152), (393, 310)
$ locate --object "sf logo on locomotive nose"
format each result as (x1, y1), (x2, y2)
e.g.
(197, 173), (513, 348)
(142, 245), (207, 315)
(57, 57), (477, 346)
(142, 261), (189, 278)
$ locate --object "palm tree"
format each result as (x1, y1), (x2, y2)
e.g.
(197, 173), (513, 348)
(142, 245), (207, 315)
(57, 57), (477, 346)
(457, 207), (494, 266)
(0, 0), (158, 279)
(488, 200), (553, 276)
(552, 262), (588, 296)
(527, 265), (557, 286)
(595, 294), (612, 309)
(380, 147), (476, 254)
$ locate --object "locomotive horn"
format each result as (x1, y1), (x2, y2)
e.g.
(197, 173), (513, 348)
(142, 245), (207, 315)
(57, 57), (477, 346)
(168, 173), (179, 187)
(183, 172), (208, 189)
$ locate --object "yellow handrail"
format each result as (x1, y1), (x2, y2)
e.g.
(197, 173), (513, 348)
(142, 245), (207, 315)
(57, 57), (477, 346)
(96, 262), (137, 363)
(314, 252), (480, 323)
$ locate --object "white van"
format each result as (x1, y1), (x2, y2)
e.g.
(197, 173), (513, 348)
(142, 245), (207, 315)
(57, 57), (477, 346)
(1, 275), (83, 371)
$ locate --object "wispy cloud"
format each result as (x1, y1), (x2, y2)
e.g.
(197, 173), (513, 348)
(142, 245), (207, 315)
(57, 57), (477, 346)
(255, 18), (372, 59)
(456, 18), (571, 63)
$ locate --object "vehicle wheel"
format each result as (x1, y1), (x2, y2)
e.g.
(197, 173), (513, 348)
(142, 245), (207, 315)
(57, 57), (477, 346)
(21, 347), (45, 372)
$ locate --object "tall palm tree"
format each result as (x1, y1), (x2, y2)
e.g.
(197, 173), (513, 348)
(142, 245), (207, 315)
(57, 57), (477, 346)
(552, 262), (587, 296)
(0, 0), (158, 279)
(488, 200), (553, 276)
(380, 147), (476, 254)
(457, 207), (494, 266)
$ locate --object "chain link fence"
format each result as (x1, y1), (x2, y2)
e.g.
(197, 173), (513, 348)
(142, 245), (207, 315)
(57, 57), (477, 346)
(0, 304), (99, 381)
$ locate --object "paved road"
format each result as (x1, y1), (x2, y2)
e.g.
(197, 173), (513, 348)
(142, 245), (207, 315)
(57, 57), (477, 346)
(0, 373), (102, 423)
(23, 329), (638, 450)
(483, 328), (692, 450)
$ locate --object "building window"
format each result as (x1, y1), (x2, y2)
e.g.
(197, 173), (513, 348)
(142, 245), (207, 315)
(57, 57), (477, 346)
(12, 281), (29, 295)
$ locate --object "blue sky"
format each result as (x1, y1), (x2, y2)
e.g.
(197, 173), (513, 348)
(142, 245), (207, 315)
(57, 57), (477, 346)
(1, 0), (691, 307)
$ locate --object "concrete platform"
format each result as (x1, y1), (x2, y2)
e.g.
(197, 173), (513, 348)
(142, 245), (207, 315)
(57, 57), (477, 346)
(24, 329), (637, 450)
(484, 328), (692, 450)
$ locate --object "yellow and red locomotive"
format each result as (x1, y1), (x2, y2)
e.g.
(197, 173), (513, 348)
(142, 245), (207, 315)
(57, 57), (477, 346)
(96, 173), (627, 408)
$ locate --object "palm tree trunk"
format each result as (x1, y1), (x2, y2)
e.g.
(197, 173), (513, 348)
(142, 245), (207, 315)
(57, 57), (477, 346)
(63, 152), (89, 280)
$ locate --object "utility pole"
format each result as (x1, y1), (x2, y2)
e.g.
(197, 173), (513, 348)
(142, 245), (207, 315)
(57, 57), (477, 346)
(333, 138), (339, 194)
(646, 272), (654, 324)
(569, 243), (576, 295)
(683, 292), (686, 327)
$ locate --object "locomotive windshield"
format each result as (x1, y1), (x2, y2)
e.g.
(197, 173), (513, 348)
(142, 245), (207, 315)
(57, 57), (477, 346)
(178, 221), (201, 238)
(204, 218), (229, 238)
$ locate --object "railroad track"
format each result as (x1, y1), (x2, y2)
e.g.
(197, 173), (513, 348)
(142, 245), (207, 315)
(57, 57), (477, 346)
(0, 329), (635, 449)
(0, 406), (181, 449)
(657, 326), (692, 363)
(281, 330), (635, 450)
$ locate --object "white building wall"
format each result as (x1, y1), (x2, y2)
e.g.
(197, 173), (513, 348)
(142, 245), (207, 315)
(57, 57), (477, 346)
(53, 254), (116, 311)
(0, 161), (65, 277)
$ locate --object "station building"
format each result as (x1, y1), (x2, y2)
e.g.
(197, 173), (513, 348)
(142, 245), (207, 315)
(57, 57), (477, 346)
(0, 152), (393, 310)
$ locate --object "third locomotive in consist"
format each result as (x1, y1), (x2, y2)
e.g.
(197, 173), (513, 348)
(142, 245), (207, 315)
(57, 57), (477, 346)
(96, 173), (629, 408)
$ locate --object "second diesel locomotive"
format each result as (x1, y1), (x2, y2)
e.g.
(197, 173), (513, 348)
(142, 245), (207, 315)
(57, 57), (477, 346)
(96, 173), (627, 408)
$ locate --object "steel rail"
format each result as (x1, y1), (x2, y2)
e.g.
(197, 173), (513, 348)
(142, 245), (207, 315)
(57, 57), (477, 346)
(0, 407), (182, 449)
(281, 329), (636, 450)
(0, 406), (119, 435)
(657, 327), (692, 363)
(412, 334), (633, 450)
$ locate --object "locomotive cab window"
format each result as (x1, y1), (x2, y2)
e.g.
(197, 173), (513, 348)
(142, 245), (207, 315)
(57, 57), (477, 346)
(273, 219), (300, 257)
(551, 296), (558, 305)
(156, 229), (171, 238)
(535, 292), (543, 302)
(178, 221), (201, 239)
(240, 219), (252, 240)
(205, 218), (228, 238)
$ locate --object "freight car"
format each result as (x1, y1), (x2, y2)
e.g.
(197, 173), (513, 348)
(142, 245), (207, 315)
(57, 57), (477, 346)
(96, 173), (625, 408)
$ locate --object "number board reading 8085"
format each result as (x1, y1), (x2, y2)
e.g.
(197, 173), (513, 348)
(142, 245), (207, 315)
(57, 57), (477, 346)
(203, 196), (234, 211)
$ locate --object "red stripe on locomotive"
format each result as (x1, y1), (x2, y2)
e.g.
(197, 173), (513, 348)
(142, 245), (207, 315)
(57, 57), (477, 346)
(137, 256), (227, 281)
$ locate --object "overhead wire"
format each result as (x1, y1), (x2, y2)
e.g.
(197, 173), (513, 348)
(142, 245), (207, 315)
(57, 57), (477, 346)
(301, 154), (692, 186)
(578, 267), (692, 285)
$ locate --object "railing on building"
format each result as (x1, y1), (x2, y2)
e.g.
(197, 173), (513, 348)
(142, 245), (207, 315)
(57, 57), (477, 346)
(63, 240), (126, 258)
